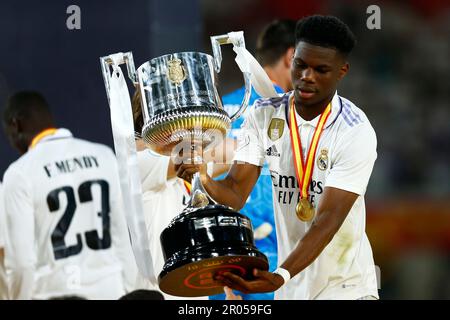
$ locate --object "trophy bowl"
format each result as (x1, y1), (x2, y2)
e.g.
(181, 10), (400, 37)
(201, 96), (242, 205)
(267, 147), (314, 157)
(138, 51), (232, 155)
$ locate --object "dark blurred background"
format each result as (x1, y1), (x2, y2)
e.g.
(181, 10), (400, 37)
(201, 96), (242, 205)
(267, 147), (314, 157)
(0, 0), (449, 299)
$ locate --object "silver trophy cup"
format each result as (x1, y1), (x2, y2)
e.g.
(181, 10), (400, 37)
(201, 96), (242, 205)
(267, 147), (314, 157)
(101, 32), (268, 297)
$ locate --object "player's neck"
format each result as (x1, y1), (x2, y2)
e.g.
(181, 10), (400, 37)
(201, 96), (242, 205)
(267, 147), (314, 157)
(294, 94), (333, 121)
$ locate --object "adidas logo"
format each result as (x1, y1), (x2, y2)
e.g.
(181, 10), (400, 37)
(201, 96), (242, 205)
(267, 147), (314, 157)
(266, 145), (280, 157)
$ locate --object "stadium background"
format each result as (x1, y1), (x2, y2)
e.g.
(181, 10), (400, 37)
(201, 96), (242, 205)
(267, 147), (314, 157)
(0, 0), (449, 299)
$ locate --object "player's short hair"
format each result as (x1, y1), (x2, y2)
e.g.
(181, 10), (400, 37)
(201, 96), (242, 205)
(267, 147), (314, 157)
(3, 91), (53, 125)
(256, 19), (297, 67)
(295, 15), (356, 57)
(119, 289), (165, 300)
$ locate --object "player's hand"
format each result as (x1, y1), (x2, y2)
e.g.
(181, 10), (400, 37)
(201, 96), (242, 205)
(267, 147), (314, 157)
(224, 286), (243, 300)
(174, 161), (207, 183)
(215, 268), (284, 294)
(173, 146), (208, 183)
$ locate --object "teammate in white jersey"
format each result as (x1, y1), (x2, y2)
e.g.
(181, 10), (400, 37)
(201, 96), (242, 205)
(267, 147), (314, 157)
(131, 91), (233, 300)
(175, 15), (379, 300)
(0, 181), (8, 299)
(2, 91), (137, 299)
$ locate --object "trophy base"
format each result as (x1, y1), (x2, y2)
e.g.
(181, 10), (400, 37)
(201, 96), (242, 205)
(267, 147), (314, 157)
(159, 250), (268, 297)
(158, 205), (269, 297)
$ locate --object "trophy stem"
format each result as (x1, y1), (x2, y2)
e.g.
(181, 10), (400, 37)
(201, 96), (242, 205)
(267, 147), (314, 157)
(188, 172), (216, 208)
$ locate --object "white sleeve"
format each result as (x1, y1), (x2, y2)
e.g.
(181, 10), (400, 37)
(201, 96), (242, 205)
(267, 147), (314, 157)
(137, 151), (170, 192)
(0, 181), (8, 300)
(0, 182), (4, 248)
(232, 109), (266, 167)
(325, 123), (377, 196)
(2, 168), (36, 300)
(108, 157), (139, 293)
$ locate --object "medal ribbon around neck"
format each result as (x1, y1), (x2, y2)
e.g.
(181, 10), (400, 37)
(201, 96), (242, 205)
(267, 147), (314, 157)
(29, 128), (57, 149)
(183, 180), (192, 195)
(289, 99), (331, 201)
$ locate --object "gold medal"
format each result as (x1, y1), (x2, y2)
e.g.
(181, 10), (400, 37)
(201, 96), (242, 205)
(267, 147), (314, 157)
(295, 198), (315, 222)
(289, 98), (331, 223)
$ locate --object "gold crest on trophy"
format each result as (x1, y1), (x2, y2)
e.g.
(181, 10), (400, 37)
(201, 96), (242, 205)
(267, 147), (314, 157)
(167, 58), (187, 85)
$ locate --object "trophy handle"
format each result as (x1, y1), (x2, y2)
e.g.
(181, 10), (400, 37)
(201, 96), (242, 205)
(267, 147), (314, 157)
(100, 52), (140, 137)
(100, 52), (137, 101)
(210, 32), (251, 122)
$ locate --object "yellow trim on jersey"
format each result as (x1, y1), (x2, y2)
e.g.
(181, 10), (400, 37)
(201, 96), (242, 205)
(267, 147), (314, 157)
(29, 128), (57, 149)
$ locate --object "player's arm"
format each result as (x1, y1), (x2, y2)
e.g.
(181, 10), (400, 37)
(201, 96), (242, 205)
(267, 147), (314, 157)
(2, 168), (37, 300)
(216, 187), (358, 293)
(218, 123), (378, 293)
(203, 137), (237, 178)
(175, 161), (261, 210)
(137, 137), (235, 187)
(176, 106), (265, 210)
(279, 187), (357, 276)
(204, 162), (261, 210)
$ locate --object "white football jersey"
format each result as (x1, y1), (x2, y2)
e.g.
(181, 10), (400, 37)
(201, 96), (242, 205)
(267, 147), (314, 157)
(0, 181), (8, 299)
(234, 91), (379, 300)
(0, 182), (4, 248)
(135, 149), (208, 300)
(2, 129), (137, 300)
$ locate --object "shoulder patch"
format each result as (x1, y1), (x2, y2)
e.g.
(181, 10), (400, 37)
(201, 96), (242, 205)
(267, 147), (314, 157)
(254, 93), (289, 109)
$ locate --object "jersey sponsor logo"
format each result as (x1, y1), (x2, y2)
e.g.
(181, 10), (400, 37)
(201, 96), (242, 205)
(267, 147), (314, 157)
(317, 149), (329, 171)
(267, 118), (285, 141)
(266, 145), (280, 157)
(270, 171), (323, 207)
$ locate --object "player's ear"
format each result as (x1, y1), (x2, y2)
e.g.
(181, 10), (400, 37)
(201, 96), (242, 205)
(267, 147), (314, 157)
(284, 47), (295, 68)
(337, 62), (349, 81)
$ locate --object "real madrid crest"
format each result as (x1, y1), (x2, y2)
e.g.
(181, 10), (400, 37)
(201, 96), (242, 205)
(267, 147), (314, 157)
(167, 58), (187, 85)
(267, 118), (285, 141)
(317, 148), (329, 171)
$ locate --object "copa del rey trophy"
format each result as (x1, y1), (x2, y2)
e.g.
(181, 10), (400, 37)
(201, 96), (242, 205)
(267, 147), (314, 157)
(101, 32), (271, 297)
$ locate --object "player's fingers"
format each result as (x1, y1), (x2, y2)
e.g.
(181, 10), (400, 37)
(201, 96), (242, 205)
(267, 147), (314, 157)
(176, 165), (198, 181)
(216, 275), (248, 293)
(222, 272), (250, 291)
(184, 167), (202, 181)
(224, 286), (243, 300)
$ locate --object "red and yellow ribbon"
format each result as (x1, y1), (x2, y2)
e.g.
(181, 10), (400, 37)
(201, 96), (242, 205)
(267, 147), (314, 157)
(289, 99), (331, 200)
(183, 180), (192, 195)
(29, 128), (57, 149)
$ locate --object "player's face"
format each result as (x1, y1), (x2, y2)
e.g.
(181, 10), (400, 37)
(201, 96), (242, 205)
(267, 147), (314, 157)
(291, 41), (348, 107)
